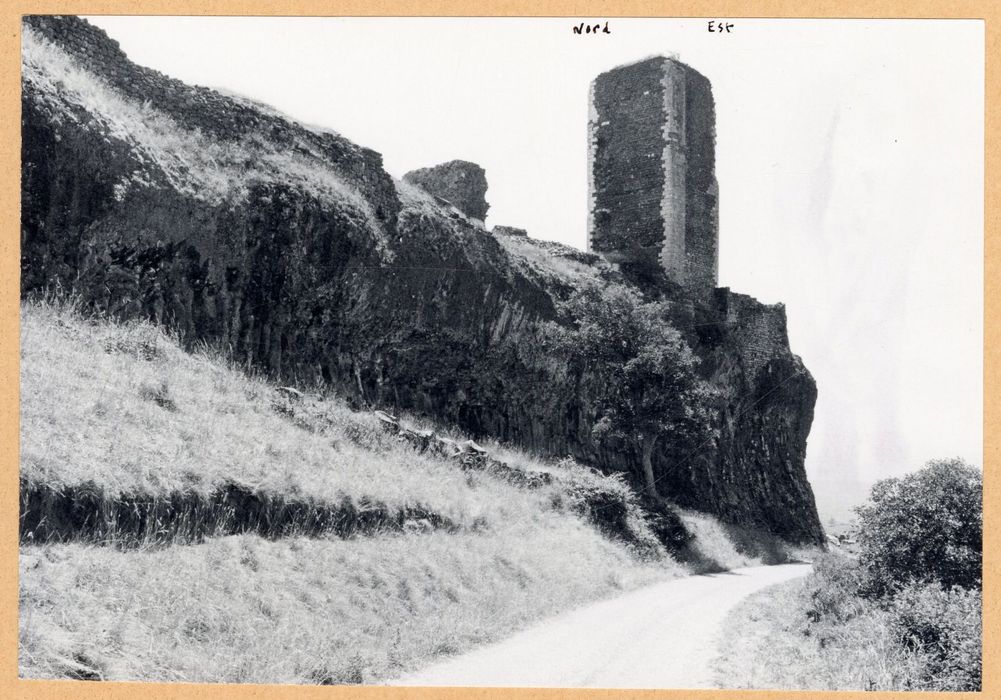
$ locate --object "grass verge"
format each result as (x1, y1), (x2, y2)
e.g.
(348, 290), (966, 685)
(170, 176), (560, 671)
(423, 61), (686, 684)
(711, 552), (981, 691)
(20, 521), (668, 683)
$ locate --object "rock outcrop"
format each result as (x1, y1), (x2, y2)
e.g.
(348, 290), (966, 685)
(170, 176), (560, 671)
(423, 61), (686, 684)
(493, 225), (529, 237)
(404, 160), (489, 222)
(19, 16), (824, 545)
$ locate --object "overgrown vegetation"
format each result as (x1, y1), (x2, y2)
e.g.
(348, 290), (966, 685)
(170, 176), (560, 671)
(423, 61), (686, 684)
(854, 459), (982, 595)
(493, 231), (606, 286)
(19, 297), (774, 683)
(547, 284), (715, 497)
(713, 460), (982, 691)
(22, 26), (381, 224)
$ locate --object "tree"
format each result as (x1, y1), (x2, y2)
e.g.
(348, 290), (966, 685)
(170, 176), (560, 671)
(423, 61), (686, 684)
(854, 459), (982, 596)
(548, 284), (713, 497)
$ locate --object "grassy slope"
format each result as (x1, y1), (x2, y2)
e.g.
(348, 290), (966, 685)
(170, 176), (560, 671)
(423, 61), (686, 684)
(711, 579), (915, 691)
(20, 299), (701, 683)
(20, 23), (804, 684)
(22, 528), (662, 684)
(22, 26), (376, 217)
(20, 300), (518, 523)
(493, 230), (607, 287)
(711, 561), (942, 691)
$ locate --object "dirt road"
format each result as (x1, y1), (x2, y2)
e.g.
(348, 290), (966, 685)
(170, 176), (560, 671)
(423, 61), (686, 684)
(391, 563), (812, 689)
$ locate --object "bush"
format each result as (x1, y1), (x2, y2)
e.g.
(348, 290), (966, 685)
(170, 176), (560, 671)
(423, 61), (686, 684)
(854, 459), (981, 596)
(805, 552), (868, 623)
(552, 459), (666, 557)
(889, 583), (981, 691)
(715, 460), (983, 692)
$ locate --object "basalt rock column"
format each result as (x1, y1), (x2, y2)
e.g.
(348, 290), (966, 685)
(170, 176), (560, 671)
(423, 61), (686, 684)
(588, 56), (718, 300)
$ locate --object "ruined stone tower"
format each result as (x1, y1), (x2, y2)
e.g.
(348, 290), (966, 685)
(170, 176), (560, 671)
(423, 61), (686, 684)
(588, 56), (718, 300)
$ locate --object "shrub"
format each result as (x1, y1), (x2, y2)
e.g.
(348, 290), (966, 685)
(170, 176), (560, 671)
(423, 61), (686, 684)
(715, 461), (983, 692)
(889, 583), (981, 691)
(854, 459), (981, 596)
(805, 552), (868, 623)
(551, 459), (665, 557)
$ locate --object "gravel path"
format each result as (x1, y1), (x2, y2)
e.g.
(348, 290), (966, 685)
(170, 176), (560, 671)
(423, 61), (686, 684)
(390, 563), (813, 689)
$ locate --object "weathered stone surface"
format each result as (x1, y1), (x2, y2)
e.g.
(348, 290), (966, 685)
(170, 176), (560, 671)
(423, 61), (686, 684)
(588, 56), (718, 301)
(493, 225), (528, 237)
(20, 16), (824, 545)
(278, 386), (304, 401)
(403, 160), (489, 221)
(374, 410), (400, 431)
(377, 411), (555, 489)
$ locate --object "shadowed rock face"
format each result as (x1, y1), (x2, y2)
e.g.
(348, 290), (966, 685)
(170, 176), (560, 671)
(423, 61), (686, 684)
(404, 160), (489, 221)
(20, 16), (825, 545)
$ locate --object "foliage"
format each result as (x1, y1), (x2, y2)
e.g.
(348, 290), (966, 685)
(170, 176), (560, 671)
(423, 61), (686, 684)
(714, 459), (983, 692)
(889, 582), (982, 691)
(547, 284), (714, 495)
(549, 458), (665, 558)
(854, 459), (982, 596)
(715, 552), (981, 691)
(799, 554), (982, 691)
(804, 551), (869, 623)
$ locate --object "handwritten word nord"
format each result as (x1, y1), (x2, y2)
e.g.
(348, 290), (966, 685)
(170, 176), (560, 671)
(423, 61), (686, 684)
(573, 21), (611, 35)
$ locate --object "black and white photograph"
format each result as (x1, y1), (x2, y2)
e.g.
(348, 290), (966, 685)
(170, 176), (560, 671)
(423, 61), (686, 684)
(16, 14), (984, 691)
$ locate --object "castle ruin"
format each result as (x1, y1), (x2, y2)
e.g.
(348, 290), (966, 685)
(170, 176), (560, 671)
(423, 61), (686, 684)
(588, 56), (719, 301)
(404, 160), (489, 225)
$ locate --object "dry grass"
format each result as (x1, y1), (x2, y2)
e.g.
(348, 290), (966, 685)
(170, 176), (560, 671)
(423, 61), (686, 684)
(712, 577), (928, 691)
(20, 521), (668, 684)
(21, 26), (381, 231)
(675, 509), (765, 571)
(710, 552), (977, 691)
(493, 232), (606, 286)
(676, 510), (820, 572)
(20, 299), (522, 529)
(19, 297), (700, 682)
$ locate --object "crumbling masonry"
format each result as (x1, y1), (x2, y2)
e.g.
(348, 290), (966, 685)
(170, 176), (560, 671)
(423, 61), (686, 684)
(588, 56), (719, 301)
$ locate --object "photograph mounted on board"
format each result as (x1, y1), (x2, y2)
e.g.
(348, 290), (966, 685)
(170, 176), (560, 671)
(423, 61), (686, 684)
(17, 15), (984, 690)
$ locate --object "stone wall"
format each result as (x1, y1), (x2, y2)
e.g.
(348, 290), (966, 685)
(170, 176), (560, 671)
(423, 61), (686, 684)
(403, 160), (489, 222)
(588, 58), (670, 272)
(588, 56), (717, 301)
(682, 69), (718, 301)
(715, 288), (792, 379)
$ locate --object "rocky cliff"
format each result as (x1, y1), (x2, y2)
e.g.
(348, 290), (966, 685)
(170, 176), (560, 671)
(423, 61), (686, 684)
(20, 15), (824, 545)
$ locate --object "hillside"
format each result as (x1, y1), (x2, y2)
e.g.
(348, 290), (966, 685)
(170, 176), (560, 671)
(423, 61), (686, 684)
(20, 15), (824, 544)
(19, 299), (792, 682)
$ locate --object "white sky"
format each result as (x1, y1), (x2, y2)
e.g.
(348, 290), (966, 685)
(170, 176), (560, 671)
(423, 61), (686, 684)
(83, 17), (985, 520)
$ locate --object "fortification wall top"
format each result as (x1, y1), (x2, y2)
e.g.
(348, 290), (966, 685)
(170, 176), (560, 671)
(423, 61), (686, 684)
(714, 288), (792, 378)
